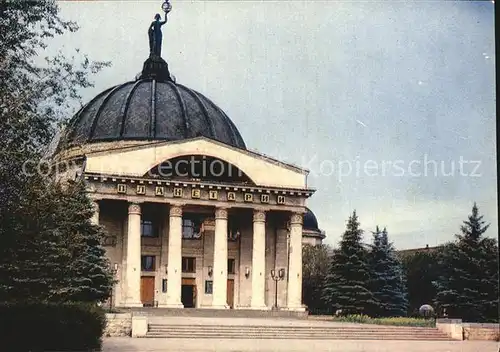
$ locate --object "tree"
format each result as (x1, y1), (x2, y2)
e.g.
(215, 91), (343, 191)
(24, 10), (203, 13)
(0, 0), (112, 303)
(302, 244), (331, 314)
(367, 226), (408, 317)
(400, 248), (441, 316)
(321, 211), (375, 315)
(434, 203), (499, 322)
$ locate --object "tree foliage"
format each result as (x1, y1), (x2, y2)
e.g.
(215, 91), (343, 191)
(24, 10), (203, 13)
(321, 211), (375, 314)
(400, 248), (440, 316)
(0, 0), (112, 303)
(367, 226), (408, 317)
(302, 243), (331, 313)
(433, 203), (499, 322)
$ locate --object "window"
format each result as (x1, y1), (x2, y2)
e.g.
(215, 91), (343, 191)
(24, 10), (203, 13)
(182, 218), (202, 239)
(141, 220), (158, 237)
(205, 280), (213, 294)
(141, 255), (156, 271)
(162, 279), (167, 293)
(182, 257), (196, 273)
(227, 259), (236, 274)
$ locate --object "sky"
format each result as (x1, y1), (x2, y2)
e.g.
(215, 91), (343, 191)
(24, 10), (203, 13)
(49, 0), (496, 249)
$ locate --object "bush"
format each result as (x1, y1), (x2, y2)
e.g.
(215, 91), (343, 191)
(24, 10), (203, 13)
(330, 314), (435, 327)
(0, 302), (106, 351)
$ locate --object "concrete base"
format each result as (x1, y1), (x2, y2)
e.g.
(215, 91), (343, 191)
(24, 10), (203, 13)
(131, 316), (148, 337)
(201, 304), (230, 309)
(246, 305), (271, 310)
(122, 302), (143, 308)
(159, 303), (184, 308)
(283, 306), (307, 312)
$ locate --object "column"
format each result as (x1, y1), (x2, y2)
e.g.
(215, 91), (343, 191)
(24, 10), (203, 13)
(250, 209), (267, 309)
(287, 212), (305, 311)
(165, 205), (184, 308)
(211, 208), (229, 308)
(124, 202), (142, 307)
(90, 201), (100, 225)
(158, 208), (169, 306)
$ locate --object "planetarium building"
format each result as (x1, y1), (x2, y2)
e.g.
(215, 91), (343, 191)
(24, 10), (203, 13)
(53, 7), (325, 310)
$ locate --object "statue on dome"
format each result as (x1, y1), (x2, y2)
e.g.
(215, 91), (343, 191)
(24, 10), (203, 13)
(148, 1), (172, 57)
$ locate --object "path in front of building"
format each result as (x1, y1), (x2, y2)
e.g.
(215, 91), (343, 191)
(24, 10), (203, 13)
(102, 337), (498, 352)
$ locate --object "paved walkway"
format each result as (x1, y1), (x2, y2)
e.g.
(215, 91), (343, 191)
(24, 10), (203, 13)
(103, 338), (499, 352)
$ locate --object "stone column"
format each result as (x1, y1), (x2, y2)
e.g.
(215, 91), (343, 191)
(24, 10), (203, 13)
(165, 205), (184, 308)
(211, 208), (229, 308)
(287, 212), (305, 311)
(124, 202), (142, 307)
(250, 209), (268, 309)
(90, 201), (100, 225)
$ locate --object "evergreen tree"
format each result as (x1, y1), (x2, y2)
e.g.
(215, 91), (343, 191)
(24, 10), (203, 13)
(434, 203), (499, 322)
(367, 226), (408, 317)
(321, 211), (374, 315)
(51, 181), (113, 302)
(0, 0), (111, 303)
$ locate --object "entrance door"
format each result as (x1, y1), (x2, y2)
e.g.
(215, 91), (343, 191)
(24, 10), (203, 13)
(226, 279), (234, 308)
(140, 276), (155, 306)
(181, 278), (196, 308)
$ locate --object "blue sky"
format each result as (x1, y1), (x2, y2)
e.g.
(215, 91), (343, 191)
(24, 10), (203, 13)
(51, 1), (496, 249)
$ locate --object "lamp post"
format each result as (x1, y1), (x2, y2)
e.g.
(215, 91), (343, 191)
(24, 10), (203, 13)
(109, 263), (118, 312)
(271, 268), (285, 310)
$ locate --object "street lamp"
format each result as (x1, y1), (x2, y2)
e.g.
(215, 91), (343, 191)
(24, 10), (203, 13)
(271, 268), (285, 310)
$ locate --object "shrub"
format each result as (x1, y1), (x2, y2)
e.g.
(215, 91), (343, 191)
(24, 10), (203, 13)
(330, 314), (435, 327)
(0, 302), (106, 351)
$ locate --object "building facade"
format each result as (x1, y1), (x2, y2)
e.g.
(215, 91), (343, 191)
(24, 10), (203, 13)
(53, 11), (325, 310)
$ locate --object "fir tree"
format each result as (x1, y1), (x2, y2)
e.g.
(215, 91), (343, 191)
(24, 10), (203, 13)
(322, 211), (374, 315)
(434, 203), (499, 322)
(367, 226), (408, 317)
(51, 181), (113, 302)
(0, 0), (110, 303)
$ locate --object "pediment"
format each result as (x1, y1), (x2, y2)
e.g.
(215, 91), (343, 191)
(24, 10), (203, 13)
(83, 137), (309, 189)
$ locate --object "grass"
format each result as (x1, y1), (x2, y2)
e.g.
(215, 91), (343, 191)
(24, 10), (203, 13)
(313, 314), (435, 327)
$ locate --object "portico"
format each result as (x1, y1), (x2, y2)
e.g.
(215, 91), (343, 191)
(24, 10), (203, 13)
(90, 191), (307, 311)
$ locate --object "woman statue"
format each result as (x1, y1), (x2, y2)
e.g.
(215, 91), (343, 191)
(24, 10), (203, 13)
(148, 13), (167, 57)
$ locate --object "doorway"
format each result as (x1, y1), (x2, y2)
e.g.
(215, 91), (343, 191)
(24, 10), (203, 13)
(227, 279), (234, 308)
(140, 276), (155, 306)
(181, 278), (196, 308)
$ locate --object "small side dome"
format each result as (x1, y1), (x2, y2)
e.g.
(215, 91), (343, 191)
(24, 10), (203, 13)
(304, 207), (320, 231)
(303, 207), (326, 242)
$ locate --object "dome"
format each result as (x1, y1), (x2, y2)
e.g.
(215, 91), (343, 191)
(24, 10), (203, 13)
(58, 75), (246, 151)
(303, 207), (320, 231)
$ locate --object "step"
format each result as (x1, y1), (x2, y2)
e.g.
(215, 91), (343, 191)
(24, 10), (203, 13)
(148, 327), (442, 335)
(143, 334), (452, 340)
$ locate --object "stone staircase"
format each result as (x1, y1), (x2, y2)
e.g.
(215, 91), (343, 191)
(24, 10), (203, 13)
(144, 323), (453, 340)
(124, 307), (307, 319)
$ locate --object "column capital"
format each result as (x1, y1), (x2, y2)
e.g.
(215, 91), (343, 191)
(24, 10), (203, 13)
(169, 205), (183, 217)
(290, 213), (303, 225)
(253, 209), (266, 223)
(215, 208), (228, 220)
(128, 202), (141, 215)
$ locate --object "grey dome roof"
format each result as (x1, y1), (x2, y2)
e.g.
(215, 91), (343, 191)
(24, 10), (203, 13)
(59, 79), (246, 150)
(304, 207), (320, 231)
